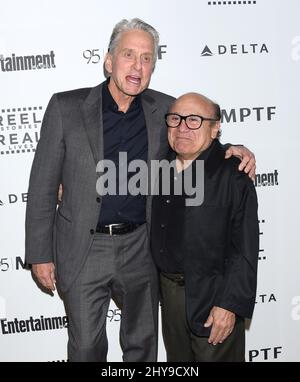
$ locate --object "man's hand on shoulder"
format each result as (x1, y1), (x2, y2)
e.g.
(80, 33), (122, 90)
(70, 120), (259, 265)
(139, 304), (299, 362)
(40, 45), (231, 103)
(225, 145), (256, 181)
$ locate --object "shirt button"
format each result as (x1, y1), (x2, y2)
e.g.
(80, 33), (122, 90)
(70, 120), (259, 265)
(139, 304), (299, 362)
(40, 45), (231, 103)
(90, 229), (95, 235)
(96, 197), (101, 203)
(174, 176), (177, 181)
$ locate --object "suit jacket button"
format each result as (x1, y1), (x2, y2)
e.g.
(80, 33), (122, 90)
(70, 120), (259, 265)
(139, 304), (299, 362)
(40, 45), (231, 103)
(90, 229), (95, 235)
(96, 197), (101, 203)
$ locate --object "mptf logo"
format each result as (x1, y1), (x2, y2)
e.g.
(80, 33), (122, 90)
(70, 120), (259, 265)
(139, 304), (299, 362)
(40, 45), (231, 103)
(248, 346), (282, 362)
(221, 106), (276, 123)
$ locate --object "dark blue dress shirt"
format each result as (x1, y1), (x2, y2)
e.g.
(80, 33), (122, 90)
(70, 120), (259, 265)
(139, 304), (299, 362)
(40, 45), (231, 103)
(97, 80), (148, 226)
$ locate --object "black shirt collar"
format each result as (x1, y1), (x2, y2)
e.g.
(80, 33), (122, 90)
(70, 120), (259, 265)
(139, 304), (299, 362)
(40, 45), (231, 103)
(102, 78), (141, 113)
(194, 138), (218, 162)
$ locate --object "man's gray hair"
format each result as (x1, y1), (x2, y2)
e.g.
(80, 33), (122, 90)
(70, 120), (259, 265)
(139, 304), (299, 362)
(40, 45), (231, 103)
(108, 18), (160, 68)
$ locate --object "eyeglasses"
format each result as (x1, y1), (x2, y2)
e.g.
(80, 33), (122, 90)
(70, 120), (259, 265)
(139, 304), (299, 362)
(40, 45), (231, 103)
(165, 113), (219, 130)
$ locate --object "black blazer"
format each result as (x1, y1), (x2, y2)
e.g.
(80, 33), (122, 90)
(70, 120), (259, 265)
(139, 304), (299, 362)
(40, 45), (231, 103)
(183, 140), (259, 336)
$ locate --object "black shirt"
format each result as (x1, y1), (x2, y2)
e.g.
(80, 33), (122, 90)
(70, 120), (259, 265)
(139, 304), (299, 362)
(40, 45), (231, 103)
(151, 141), (216, 273)
(151, 150), (185, 272)
(97, 80), (148, 226)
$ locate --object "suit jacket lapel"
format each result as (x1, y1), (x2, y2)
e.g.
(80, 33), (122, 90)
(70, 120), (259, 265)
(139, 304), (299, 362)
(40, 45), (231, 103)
(81, 83), (104, 165)
(141, 91), (162, 163)
(81, 85), (167, 166)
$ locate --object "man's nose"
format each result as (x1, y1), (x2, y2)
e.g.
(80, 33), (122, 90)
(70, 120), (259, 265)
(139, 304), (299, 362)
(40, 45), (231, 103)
(178, 118), (189, 132)
(133, 56), (142, 70)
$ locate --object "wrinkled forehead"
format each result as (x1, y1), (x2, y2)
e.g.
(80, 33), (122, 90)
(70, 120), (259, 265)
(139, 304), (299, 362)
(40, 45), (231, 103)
(116, 29), (154, 52)
(170, 96), (213, 116)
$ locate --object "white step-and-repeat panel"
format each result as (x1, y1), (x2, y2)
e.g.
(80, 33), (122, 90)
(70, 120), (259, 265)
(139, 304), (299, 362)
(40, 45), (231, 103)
(0, 0), (299, 362)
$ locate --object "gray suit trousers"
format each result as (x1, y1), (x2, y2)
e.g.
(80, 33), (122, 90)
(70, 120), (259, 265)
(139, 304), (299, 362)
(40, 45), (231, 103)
(62, 224), (159, 362)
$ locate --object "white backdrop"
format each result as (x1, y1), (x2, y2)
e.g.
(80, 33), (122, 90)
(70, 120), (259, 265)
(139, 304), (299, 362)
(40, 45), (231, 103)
(0, 0), (299, 362)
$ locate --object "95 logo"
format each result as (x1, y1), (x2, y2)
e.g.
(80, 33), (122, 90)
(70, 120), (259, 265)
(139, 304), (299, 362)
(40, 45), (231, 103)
(107, 308), (121, 322)
(83, 49), (101, 64)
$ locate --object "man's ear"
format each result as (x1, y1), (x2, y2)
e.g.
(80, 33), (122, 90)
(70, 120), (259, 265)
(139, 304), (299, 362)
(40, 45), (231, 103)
(211, 121), (221, 139)
(104, 53), (113, 74)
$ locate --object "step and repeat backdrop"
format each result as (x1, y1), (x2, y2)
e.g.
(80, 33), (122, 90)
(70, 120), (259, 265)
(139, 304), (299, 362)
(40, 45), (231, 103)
(0, 0), (299, 362)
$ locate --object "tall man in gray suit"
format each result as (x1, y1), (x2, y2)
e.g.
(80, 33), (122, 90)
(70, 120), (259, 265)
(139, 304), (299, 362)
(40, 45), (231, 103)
(25, 18), (256, 362)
